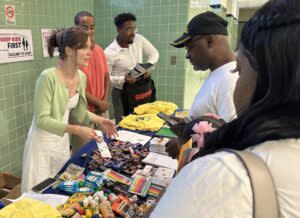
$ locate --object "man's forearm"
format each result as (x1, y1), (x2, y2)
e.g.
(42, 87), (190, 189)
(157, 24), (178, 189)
(103, 73), (110, 101)
(86, 91), (99, 106)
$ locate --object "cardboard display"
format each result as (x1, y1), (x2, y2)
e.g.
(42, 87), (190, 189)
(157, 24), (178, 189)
(0, 173), (21, 205)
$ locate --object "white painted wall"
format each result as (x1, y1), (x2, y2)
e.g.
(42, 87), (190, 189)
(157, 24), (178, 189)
(238, 0), (268, 9)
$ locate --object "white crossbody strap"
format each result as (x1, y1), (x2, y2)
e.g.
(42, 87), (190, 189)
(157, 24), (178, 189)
(223, 149), (280, 218)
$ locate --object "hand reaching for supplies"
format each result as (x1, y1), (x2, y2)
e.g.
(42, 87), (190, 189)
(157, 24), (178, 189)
(97, 117), (117, 138)
(78, 126), (101, 143)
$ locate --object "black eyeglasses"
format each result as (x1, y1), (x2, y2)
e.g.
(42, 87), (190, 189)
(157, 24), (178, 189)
(125, 27), (138, 33)
(185, 35), (205, 51)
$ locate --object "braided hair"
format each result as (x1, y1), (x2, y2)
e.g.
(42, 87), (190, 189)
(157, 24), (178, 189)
(193, 0), (300, 159)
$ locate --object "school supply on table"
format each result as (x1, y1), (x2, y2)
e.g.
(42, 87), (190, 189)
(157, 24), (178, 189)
(97, 140), (112, 158)
(132, 165), (175, 187)
(96, 130), (112, 158)
(115, 130), (151, 146)
(147, 184), (164, 198)
(104, 169), (132, 186)
(149, 137), (170, 155)
(88, 140), (149, 175)
(112, 194), (134, 216)
(155, 126), (177, 138)
(151, 167), (175, 187)
(129, 175), (151, 197)
(59, 164), (85, 181)
(142, 152), (178, 170)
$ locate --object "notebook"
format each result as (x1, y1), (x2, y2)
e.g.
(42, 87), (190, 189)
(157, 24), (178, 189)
(142, 152), (178, 170)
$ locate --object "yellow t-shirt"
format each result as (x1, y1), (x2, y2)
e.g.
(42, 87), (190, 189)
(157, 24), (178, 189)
(134, 101), (178, 115)
(0, 198), (61, 218)
(119, 114), (165, 131)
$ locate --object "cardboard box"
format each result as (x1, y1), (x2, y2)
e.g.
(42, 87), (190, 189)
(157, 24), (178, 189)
(0, 173), (21, 205)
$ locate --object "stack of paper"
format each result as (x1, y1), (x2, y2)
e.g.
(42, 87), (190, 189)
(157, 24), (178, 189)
(149, 137), (170, 155)
(150, 167), (175, 187)
(115, 130), (152, 146)
(142, 152), (178, 170)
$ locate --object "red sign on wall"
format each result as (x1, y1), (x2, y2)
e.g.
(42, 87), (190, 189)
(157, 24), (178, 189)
(5, 5), (16, 24)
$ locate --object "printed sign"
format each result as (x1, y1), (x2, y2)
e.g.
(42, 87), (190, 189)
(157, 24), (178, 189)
(0, 29), (34, 64)
(41, 29), (59, 57)
(5, 5), (16, 24)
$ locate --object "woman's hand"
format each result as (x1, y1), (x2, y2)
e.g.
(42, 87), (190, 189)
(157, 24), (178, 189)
(78, 126), (101, 142)
(96, 117), (117, 138)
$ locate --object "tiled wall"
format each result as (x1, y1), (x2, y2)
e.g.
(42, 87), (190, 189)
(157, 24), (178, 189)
(227, 15), (238, 51)
(94, 0), (189, 109)
(0, 0), (93, 176)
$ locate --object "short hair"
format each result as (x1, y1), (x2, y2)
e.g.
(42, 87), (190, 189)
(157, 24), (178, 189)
(114, 13), (136, 28)
(74, 11), (94, 25)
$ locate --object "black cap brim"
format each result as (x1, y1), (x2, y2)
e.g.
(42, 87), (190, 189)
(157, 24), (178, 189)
(170, 33), (191, 48)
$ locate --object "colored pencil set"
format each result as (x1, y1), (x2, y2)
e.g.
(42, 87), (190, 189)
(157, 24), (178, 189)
(129, 175), (151, 197)
(104, 169), (132, 186)
(147, 184), (163, 198)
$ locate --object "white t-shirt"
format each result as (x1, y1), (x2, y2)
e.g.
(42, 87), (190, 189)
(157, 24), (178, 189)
(189, 61), (239, 122)
(150, 138), (300, 218)
(104, 34), (159, 90)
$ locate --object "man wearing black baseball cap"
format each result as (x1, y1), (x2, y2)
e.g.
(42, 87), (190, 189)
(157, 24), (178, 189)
(171, 11), (238, 121)
(171, 11), (228, 48)
(163, 12), (239, 160)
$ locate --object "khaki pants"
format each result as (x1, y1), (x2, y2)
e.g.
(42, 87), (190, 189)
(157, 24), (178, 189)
(70, 110), (109, 155)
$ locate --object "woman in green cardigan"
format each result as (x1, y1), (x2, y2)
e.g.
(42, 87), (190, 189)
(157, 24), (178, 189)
(21, 26), (117, 193)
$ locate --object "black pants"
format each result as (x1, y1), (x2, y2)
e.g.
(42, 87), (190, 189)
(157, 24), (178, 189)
(111, 87), (124, 124)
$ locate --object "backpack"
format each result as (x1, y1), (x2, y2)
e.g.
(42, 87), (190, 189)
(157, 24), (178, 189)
(122, 78), (156, 115)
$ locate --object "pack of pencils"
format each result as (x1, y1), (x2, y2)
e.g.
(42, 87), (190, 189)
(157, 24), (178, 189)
(128, 175), (151, 197)
(147, 184), (164, 198)
(104, 169), (132, 186)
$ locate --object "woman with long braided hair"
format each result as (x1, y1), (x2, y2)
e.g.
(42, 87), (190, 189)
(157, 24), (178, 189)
(151, 0), (300, 217)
